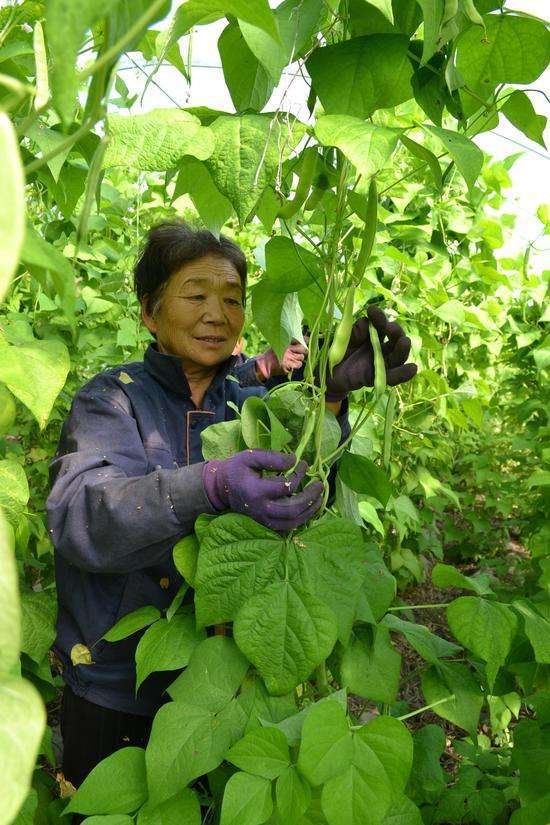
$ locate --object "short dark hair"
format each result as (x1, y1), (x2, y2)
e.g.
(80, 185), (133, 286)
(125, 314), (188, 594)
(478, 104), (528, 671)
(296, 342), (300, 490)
(134, 221), (247, 315)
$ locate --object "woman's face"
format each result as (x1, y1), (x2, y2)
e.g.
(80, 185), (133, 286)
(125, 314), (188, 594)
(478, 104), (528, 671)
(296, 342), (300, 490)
(142, 253), (245, 371)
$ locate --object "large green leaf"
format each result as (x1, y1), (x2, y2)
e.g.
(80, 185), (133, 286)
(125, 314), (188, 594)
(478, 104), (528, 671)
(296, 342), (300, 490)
(421, 662), (483, 738)
(297, 701), (353, 786)
(104, 109), (214, 170)
(102, 606), (161, 643)
(315, 116), (400, 180)
(204, 114), (305, 223)
(357, 715), (413, 793)
(264, 236), (324, 294)
(145, 699), (245, 808)
(431, 563), (494, 595)
(321, 737), (392, 825)
(0, 676), (46, 825)
(0, 461), (29, 528)
(502, 90), (547, 148)
(20, 590), (57, 665)
(513, 600), (550, 664)
(218, 22), (274, 112)
(276, 766), (312, 823)
(225, 727), (290, 779)
(414, 0), (444, 64)
(219, 772), (273, 825)
(405, 725), (446, 805)
(167, 636), (249, 708)
(455, 14), (550, 115)
(382, 614), (461, 664)
(0, 512), (19, 673)
(423, 125), (483, 194)
(136, 789), (201, 825)
(446, 597), (517, 689)
(64, 748), (147, 815)
(339, 626), (401, 704)
(26, 123), (71, 183)
(338, 452), (393, 507)
(382, 796), (424, 825)
(234, 580), (337, 694)
(173, 157), (234, 238)
(0, 334), (70, 429)
(0, 113), (25, 303)
(251, 283), (306, 361)
(307, 35), (413, 118)
(135, 613), (205, 692)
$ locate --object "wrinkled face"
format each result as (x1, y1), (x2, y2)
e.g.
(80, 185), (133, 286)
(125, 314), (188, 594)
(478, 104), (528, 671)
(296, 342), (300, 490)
(142, 253), (245, 371)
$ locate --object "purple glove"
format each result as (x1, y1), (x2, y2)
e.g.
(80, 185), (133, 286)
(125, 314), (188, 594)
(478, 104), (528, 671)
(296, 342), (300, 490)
(202, 449), (323, 532)
(325, 306), (418, 402)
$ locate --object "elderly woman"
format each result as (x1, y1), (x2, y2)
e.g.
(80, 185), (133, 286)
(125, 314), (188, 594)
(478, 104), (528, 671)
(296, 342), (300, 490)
(47, 222), (416, 793)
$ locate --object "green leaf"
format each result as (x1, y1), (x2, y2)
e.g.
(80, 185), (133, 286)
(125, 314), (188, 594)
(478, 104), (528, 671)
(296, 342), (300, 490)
(356, 551), (397, 624)
(161, 0), (280, 55)
(416, 466), (460, 506)
(104, 109), (214, 170)
(315, 116), (400, 180)
(234, 580), (338, 694)
(338, 452), (393, 507)
(405, 724), (446, 805)
(414, 0), (444, 64)
(20, 589), (56, 664)
(264, 236), (324, 294)
(220, 772), (273, 825)
(167, 636), (249, 708)
(83, 817), (135, 825)
(240, 396), (292, 452)
(0, 676), (46, 825)
(261, 690), (347, 747)
(423, 125), (483, 194)
(0, 333), (70, 428)
(135, 613), (205, 692)
(382, 613), (461, 664)
(321, 738), (392, 825)
(65, 747), (147, 815)
(173, 157), (233, 237)
(456, 14), (550, 115)
(195, 514), (286, 628)
(421, 662), (483, 737)
(165, 584), (188, 622)
(511, 719), (550, 806)
(204, 113), (305, 223)
(510, 794), (550, 825)
(226, 727), (290, 779)
(251, 282), (306, 361)
(357, 715), (413, 793)
(307, 35), (413, 118)
(433, 298), (466, 325)
(102, 606), (161, 643)
(502, 90), (547, 149)
(219, 22), (274, 112)
(513, 600), (550, 664)
(364, 0), (394, 23)
(146, 699), (245, 808)
(0, 513), (19, 672)
(136, 789), (201, 825)
(431, 563), (494, 595)
(27, 123), (71, 183)
(382, 796), (423, 824)
(21, 224), (75, 319)
(400, 134), (443, 190)
(172, 533), (199, 587)
(201, 419), (242, 461)
(297, 701), (353, 786)
(276, 766), (312, 823)
(0, 113), (25, 302)
(0, 460), (29, 527)
(340, 626), (401, 704)
(446, 597), (517, 689)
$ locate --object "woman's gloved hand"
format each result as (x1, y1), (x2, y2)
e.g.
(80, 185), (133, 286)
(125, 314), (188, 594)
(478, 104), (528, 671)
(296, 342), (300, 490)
(202, 450), (323, 532)
(325, 306), (417, 402)
(255, 342), (308, 381)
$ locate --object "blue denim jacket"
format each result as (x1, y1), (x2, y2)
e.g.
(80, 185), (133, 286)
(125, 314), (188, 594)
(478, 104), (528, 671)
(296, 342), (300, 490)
(47, 344), (348, 715)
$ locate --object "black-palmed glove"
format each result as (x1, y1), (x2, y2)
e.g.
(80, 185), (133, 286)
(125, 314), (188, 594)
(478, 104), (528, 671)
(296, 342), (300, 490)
(325, 306), (417, 402)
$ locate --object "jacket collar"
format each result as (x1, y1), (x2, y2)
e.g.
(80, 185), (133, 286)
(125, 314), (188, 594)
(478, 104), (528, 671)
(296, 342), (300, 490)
(144, 343), (238, 400)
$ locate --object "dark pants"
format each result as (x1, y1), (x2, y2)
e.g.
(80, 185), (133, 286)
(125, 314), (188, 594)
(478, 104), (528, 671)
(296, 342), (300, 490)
(60, 685), (153, 824)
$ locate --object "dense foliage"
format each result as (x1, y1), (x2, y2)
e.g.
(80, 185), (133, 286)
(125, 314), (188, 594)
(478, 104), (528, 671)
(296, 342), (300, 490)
(0, 1), (549, 824)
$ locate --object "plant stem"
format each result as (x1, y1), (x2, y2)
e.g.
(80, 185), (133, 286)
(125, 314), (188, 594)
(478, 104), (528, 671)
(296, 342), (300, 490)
(387, 603), (451, 611)
(315, 661), (330, 696)
(398, 694), (455, 721)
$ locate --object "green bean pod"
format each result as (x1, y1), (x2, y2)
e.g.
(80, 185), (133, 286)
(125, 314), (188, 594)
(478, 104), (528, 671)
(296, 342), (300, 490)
(442, 0), (459, 25)
(352, 176), (378, 285)
(369, 320), (387, 399)
(462, 0), (484, 27)
(383, 390), (397, 470)
(278, 147), (318, 220)
(77, 136), (109, 246)
(328, 285), (355, 373)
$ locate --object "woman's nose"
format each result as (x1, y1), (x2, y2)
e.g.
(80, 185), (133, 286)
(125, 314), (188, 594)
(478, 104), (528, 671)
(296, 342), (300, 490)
(202, 295), (226, 323)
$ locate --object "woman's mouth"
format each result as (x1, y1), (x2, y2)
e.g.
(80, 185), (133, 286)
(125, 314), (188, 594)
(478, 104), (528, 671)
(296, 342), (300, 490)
(195, 335), (227, 346)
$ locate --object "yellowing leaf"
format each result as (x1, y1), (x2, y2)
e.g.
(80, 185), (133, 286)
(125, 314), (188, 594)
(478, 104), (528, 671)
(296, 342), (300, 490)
(70, 644), (93, 666)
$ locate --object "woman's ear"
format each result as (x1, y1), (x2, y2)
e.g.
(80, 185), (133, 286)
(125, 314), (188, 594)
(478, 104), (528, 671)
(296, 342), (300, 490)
(141, 299), (157, 336)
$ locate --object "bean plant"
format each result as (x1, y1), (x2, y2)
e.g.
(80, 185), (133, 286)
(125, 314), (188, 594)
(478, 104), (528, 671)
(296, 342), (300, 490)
(0, 1), (549, 824)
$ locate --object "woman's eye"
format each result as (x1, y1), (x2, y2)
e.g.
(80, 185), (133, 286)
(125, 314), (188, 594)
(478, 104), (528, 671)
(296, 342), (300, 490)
(226, 298), (242, 306)
(187, 294), (205, 301)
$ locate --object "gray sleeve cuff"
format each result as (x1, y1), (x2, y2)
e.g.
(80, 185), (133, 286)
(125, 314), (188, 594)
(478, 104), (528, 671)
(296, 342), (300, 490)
(169, 461), (218, 530)
(231, 357), (263, 387)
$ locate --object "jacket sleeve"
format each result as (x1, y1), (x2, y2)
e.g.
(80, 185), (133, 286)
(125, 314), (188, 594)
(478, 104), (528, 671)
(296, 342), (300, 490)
(46, 376), (216, 575)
